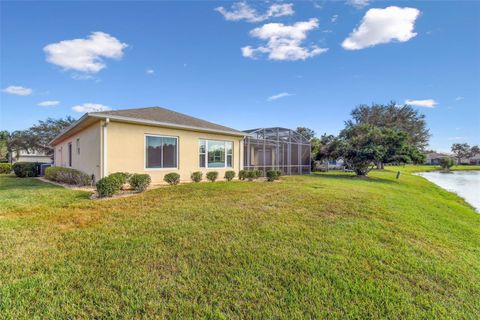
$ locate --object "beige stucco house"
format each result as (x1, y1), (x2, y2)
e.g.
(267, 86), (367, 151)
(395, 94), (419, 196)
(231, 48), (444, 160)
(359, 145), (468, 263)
(50, 107), (246, 184)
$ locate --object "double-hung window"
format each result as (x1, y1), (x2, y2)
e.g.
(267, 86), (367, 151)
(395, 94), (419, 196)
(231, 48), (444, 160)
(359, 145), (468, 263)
(199, 139), (233, 168)
(145, 135), (178, 169)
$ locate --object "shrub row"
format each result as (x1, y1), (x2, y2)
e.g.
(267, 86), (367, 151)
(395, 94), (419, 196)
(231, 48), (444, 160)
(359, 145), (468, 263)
(266, 170), (282, 182)
(45, 166), (92, 186)
(12, 162), (37, 178)
(238, 169), (262, 181)
(177, 170), (236, 184)
(0, 163), (12, 174)
(238, 169), (282, 182)
(96, 172), (151, 198)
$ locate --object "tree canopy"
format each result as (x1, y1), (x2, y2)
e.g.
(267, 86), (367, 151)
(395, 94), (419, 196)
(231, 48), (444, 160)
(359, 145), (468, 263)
(334, 124), (386, 176)
(295, 127), (316, 141)
(28, 117), (76, 154)
(451, 143), (479, 164)
(347, 101), (430, 149)
(1, 117), (76, 161)
(331, 124), (426, 176)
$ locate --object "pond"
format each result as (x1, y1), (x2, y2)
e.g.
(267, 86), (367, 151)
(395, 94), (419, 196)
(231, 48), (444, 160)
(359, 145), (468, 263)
(416, 171), (480, 212)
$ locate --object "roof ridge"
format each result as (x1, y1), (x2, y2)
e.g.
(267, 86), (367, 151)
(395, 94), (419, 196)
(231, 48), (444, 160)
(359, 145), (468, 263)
(88, 106), (245, 135)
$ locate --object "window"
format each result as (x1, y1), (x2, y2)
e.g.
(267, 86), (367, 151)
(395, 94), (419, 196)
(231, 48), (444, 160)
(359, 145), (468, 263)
(145, 135), (178, 169)
(226, 141), (233, 167)
(76, 138), (80, 155)
(199, 140), (206, 168)
(68, 143), (72, 167)
(199, 139), (233, 168)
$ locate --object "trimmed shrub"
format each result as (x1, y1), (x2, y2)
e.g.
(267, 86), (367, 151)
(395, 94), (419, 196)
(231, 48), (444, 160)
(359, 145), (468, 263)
(224, 170), (235, 181)
(191, 171), (202, 183)
(206, 171), (218, 182)
(0, 163), (12, 174)
(164, 172), (180, 185)
(440, 157), (455, 171)
(96, 176), (120, 198)
(245, 170), (257, 181)
(266, 170), (277, 182)
(12, 162), (38, 178)
(108, 172), (131, 190)
(254, 170), (263, 178)
(45, 166), (92, 186)
(238, 170), (246, 180)
(129, 173), (151, 192)
(275, 170), (282, 179)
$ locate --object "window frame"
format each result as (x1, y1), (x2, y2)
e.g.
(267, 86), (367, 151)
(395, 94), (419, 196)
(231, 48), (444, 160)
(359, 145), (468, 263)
(199, 139), (234, 169)
(144, 134), (179, 170)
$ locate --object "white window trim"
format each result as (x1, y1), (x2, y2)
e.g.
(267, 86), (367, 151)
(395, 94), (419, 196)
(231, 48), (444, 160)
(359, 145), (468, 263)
(199, 139), (234, 169)
(144, 134), (179, 171)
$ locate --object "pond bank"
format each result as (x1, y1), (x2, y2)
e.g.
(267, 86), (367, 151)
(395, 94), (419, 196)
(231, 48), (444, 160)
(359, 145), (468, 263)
(416, 170), (480, 212)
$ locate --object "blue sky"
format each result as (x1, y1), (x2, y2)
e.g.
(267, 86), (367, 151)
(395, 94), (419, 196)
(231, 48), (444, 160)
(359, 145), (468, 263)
(1, 1), (479, 152)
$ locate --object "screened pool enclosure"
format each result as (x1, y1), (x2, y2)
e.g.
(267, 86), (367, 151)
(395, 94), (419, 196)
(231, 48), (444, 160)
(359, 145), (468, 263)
(243, 127), (311, 175)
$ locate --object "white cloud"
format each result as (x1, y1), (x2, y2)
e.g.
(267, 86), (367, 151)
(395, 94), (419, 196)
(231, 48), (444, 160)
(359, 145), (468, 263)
(38, 100), (60, 107)
(448, 136), (467, 141)
(44, 32), (128, 73)
(331, 14), (338, 23)
(242, 18), (328, 61)
(71, 73), (96, 81)
(342, 6), (420, 50)
(267, 92), (294, 101)
(405, 99), (437, 108)
(455, 96), (464, 101)
(146, 69), (155, 75)
(2, 85), (32, 96)
(215, 2), (294, 23)
(347, 0), (370, 9)
(72, 103), (111, 113)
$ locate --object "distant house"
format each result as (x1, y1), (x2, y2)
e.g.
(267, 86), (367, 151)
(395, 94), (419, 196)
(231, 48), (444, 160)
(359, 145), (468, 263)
(13, 149), (52, 164)
(461, 154), (480, 165)
(425, 152), (451, 165)
(50, 106), (311, 184)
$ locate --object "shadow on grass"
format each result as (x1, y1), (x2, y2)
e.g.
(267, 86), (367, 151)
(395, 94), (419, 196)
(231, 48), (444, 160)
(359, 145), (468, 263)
(309, 172), (397, 184)
(0, 175), (91, 200)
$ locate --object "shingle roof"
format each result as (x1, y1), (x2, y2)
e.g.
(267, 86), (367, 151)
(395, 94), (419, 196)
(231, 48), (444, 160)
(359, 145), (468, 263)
(91, 106), (245, 136)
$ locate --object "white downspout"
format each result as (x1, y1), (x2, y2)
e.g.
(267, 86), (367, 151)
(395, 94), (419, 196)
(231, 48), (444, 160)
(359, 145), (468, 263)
(102, 118), (109, 178)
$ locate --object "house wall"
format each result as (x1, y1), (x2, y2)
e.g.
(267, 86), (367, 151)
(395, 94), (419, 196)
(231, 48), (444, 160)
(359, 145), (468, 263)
(106, 121), (244, 184)
(53, 122), (102, 180)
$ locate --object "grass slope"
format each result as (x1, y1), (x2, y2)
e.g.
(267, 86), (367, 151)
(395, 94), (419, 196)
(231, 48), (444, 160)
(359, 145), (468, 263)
(0, 167), (479, 318)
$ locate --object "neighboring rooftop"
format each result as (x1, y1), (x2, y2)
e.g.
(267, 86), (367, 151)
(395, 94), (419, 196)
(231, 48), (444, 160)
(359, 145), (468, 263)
(425, 152), (451, 158)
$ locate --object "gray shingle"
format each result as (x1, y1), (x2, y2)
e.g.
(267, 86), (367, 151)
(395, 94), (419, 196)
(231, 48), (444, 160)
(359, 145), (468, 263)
(92, 106), (245, 135)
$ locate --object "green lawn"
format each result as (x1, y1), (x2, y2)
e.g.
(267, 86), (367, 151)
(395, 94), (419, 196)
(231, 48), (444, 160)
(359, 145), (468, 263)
(1, 167), (479, 318)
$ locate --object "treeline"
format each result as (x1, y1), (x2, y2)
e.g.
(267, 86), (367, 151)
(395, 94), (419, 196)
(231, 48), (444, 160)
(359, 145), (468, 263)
(0, 117), (76, 162)
(297, 102), (429, 176)
(450, 143), (480, 164)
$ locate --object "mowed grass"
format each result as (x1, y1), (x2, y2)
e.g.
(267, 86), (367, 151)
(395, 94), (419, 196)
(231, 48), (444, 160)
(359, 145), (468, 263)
(0, 167), (479, 319)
